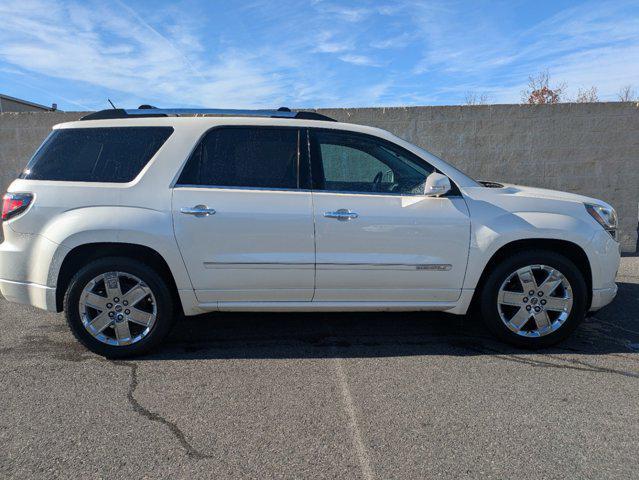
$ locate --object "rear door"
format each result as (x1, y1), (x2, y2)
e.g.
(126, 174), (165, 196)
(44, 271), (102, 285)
(309, 128), (471, 302)
(172, 126), (315, 303)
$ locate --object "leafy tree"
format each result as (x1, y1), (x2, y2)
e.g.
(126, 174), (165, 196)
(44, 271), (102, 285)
(521, 70), (566, 104)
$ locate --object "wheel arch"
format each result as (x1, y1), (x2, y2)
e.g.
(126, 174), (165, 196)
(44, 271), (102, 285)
(55, 242), (184, 314)
(470, 238), (593, 311)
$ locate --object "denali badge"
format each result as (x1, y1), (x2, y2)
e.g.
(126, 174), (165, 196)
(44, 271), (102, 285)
(416, 264), (452, 271)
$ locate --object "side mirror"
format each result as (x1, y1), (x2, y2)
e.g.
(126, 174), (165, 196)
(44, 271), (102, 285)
(424, 172), (451, 197)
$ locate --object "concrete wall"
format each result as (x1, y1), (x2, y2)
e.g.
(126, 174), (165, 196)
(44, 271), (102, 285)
(0, 104), (637, 252)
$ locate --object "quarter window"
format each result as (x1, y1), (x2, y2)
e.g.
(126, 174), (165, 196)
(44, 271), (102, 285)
(310, 129), (434, 195)
(20, 127), (173, 183)
(177, 127), (301, 189)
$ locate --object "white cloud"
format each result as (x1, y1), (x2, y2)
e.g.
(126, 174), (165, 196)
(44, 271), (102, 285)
(339, 54), (381, 67)
(371, 33), (412, 50)
(0, 0), (397, 108)
(313, 31), (351, 53)
(313, 3), (372, 22)
(407, 0), (639, 103)
(1, 0), (637, 109)
(0, 0), (290, 108)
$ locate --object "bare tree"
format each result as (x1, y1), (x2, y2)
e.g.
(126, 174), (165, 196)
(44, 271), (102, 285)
(464, 92), (489, 105)
(521, 70), (566, 104)
(575, 86), (599, 103)
(617, 85), (636, 102)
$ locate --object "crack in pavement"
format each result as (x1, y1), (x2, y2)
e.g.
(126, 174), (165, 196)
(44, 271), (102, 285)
(333, 356), (375, 480)
(112, 360), (214, 460)
(590, 318), (639, 336)
(324, 318), (376, 480)
(608, 352), (639, 362)
(469, 346), (639, 379)
(544, 353), (639, 377)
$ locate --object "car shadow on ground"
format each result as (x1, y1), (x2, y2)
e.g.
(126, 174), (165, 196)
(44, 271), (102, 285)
(141, 281), (639, 361)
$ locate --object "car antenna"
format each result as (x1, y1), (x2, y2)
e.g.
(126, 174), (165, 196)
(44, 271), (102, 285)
(107, 99), (117, 109)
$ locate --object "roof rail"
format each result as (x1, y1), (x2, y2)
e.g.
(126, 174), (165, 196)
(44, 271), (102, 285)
(80, 107), (336, 122)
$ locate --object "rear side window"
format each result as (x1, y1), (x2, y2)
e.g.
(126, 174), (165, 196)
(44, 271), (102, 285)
(20, 127), (173, 183)
(176, 127), (301, 189)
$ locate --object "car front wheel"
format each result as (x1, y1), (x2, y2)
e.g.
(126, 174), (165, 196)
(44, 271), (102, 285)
(64, 257), (175, 358)
(479, 250), (587, 348)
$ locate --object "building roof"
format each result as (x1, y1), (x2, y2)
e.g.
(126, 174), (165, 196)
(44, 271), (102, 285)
(0, 93), (57, 112)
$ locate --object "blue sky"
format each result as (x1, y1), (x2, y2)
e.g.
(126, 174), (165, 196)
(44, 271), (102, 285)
(0, 0), (638, 111)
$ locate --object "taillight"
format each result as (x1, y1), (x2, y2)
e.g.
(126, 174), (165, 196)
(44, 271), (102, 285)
(1, 193), (33, 221)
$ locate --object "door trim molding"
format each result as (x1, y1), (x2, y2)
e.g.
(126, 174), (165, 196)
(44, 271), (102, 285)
(317, 263), (452, 271)
(203, 262), (452, 271)
(203, 262), (313, 270)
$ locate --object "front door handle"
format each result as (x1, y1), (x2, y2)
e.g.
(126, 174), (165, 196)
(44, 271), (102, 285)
(180, 205), (216, 217)
(324, 209), (358, 221)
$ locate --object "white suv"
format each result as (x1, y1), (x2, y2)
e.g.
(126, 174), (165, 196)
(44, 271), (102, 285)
(0, 107), (620, 357)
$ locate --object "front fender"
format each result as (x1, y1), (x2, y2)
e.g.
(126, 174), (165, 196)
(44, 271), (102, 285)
(463, 208), (597, 290)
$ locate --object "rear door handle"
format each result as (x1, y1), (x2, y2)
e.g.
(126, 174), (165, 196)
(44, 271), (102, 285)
(324, 209), (358, 221)
(180, 205), (216, 217)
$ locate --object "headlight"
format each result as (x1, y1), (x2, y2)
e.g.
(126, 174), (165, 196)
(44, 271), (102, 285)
(585, 203), (618, 239)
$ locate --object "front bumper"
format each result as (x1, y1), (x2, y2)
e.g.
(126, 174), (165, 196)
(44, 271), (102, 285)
(590, 284), (618, 311)
(586, 228), (620, 311)
(0, 278), (57, 312)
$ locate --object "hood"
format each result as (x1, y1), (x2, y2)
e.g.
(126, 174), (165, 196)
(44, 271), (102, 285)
(464, 182), (616, 220)
(491, 183), (613, 209)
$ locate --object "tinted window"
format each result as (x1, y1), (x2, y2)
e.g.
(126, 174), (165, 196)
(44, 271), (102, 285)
(311, 130), (434, 194)
(177, 127), (300, 189)
(320, 143), (387, 184)
(21, 127), (173, 183)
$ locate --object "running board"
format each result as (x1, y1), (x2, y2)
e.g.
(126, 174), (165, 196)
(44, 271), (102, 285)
(195, 296), (473, 314)
(216, 301), (455, 312)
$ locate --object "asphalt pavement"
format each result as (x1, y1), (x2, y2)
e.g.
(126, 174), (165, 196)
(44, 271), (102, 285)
(1, 256), (638, 479)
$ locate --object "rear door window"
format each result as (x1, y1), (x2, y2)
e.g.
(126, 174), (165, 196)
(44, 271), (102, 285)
(20, 127), (173, 183)
(176, 127), (303, 189)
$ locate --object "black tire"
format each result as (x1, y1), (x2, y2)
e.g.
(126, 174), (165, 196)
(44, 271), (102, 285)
(479, 250), (587, 348)
(64, 257), (175, 358)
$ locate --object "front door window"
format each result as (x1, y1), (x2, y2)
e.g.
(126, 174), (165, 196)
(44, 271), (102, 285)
(310, 129), (433, 195)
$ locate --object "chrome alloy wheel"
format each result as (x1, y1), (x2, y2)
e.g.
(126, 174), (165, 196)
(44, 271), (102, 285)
(79, 271), (157, 346)
(497, 265), (573, 337)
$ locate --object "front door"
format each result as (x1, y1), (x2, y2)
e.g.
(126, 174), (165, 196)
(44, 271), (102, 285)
(309, 128), (471, 302)
(172, 126), (315, 303)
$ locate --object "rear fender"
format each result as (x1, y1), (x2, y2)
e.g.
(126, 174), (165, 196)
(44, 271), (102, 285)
(40, 206), (193, 290)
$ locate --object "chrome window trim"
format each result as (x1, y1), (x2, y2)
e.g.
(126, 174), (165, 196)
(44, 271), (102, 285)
(173, 184), (312, 193)
(312, 189), (461, 198)
(172, 184), (460, 197)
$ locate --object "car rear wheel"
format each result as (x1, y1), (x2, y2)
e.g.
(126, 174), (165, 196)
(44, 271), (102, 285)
(64, 257), (175, 358)
(479, 250), (587, 348)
